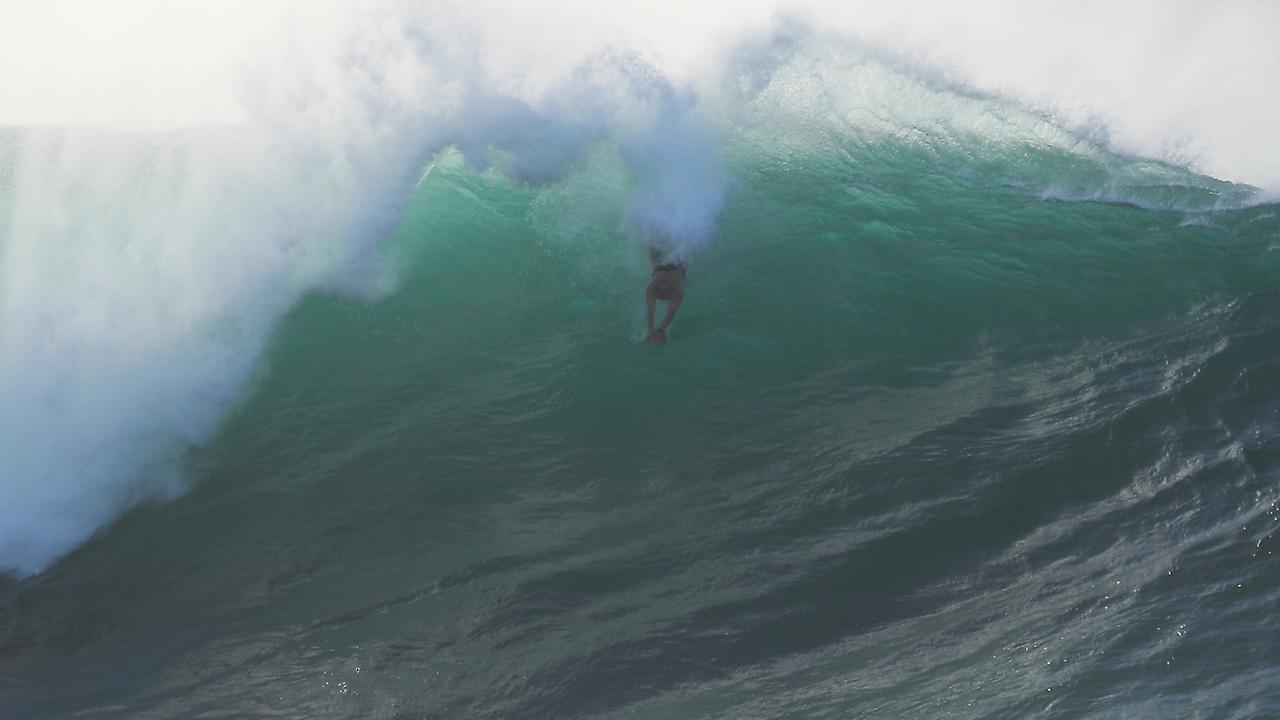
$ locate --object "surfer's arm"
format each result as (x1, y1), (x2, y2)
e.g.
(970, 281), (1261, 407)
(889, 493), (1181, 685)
(658, 287), (683, 331)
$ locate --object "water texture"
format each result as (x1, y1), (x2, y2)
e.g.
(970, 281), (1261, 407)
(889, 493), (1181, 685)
(2, 6), (1278, 719)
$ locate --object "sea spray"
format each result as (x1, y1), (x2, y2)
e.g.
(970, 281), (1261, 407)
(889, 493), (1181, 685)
(0, 12), (729, 577)
(622, 106), (730, 261)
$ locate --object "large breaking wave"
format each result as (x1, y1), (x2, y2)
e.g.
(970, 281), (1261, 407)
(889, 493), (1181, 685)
(1, 0), (1277, 577)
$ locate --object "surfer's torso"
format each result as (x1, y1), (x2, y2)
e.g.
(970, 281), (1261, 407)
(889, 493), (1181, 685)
(650, 263), (686, 300)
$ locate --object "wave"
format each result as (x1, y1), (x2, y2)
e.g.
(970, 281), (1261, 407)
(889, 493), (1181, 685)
(2, 3), (1278, 578)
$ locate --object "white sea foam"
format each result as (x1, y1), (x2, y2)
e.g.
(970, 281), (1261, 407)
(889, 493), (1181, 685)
(0, 1), (734, 576)
(1, 0), (1277, 576)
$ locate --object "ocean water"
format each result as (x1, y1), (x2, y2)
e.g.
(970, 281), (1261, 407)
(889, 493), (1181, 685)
(3, 5), (1280, 719)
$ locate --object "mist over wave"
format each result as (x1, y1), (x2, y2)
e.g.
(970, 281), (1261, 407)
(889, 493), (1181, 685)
(1, 1), (1277, 578)
(0, 16), (732, 577)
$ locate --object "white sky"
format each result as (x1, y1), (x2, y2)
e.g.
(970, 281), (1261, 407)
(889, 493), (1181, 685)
(0, 1), (295, 128)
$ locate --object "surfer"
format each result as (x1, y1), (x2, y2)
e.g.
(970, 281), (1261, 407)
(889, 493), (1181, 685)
(645, 248), (685, 344)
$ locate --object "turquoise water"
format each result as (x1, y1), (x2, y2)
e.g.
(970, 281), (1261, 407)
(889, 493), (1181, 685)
(3, 38), (1280, 720)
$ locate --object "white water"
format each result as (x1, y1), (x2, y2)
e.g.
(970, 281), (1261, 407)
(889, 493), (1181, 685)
(1, 0), (1277, 577)
(0, 1), (733, 576)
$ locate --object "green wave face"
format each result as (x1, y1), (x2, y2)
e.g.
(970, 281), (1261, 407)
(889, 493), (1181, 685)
(364, 46), (1278, 367)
